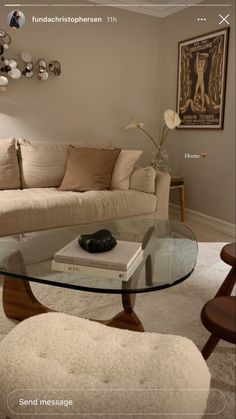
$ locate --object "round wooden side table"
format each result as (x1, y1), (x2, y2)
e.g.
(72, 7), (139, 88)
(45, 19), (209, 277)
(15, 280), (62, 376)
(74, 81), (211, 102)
(201, 242), (236, 360)
(216, 242), (236, 297)
(201, 296), (236, 360)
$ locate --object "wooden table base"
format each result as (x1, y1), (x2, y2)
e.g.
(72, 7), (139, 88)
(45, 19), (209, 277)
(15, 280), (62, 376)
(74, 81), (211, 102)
(2, 230), (155, 334)
(3, 276), (144, 331)
(100, 290), (144, 332)
(2, 251), (53, 321)
(3, 276), (53, 321)
(2, 251), (144, 332)
(98, 311), (144, 332)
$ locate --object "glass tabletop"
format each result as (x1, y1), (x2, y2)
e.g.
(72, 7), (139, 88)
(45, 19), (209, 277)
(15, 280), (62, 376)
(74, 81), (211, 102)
(0, 217), (197, 294)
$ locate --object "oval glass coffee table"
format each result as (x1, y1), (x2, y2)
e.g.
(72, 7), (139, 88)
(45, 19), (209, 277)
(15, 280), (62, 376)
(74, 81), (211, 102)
(0, 217), (197, 331)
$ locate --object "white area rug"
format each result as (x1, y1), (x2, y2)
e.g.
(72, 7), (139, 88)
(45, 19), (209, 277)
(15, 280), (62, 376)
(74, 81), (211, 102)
(0, 242), (235, 418)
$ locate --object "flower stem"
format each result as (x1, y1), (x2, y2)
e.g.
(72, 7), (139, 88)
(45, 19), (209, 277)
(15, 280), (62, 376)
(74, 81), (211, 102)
(159, 124), (166, 146)
(160, 125), (169, 146)
(137, 126), (159, 151)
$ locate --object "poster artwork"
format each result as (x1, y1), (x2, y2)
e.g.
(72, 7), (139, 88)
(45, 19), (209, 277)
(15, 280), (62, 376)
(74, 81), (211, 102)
(177, 29), (229, 129)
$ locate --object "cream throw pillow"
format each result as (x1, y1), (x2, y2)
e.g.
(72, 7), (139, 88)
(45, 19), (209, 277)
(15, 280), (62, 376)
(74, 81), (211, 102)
(19, 139), (68, 188)
(130, 166), (156, 193)
(110, 149), (143, 190)
(0, 138), (20, 190)
(59, 146), (121, 192)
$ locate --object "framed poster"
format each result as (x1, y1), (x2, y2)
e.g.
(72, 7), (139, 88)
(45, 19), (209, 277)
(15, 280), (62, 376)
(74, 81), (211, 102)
(177, 28), (229, 129)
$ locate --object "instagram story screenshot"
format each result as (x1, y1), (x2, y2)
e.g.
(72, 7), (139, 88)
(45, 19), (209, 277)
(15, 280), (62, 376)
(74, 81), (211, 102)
(0, 0), (235, 418)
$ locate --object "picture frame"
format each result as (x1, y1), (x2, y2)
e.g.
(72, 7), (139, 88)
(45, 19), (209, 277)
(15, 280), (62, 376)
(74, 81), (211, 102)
(176, 28), (230, 129)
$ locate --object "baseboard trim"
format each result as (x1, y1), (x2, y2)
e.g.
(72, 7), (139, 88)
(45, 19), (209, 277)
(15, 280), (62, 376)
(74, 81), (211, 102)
(170, 204), (235, 237)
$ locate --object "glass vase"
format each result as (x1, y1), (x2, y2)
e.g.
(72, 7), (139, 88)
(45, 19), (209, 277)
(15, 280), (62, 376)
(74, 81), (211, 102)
(151, 146), (172, 174)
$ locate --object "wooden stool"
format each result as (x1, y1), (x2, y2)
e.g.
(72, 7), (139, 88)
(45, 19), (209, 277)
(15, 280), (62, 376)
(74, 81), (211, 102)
(216, 243), (236, 297)
(201, 296), (236, 360)
(170, 176), (185, 222)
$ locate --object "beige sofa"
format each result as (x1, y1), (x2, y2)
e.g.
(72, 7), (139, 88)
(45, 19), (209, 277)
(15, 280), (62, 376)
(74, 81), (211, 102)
(0, 138), (170, 237)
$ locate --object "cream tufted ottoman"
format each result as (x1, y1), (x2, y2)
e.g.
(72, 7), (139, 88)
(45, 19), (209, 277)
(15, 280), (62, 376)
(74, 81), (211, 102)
(0, 313), (210, 419)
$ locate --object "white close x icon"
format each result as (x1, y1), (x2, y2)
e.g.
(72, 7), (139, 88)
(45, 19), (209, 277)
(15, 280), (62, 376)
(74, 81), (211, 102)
(219, 14), (230, 25)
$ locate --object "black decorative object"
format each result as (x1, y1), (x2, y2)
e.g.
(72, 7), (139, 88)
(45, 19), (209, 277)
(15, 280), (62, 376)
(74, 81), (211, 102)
(78, 229), (117, 253)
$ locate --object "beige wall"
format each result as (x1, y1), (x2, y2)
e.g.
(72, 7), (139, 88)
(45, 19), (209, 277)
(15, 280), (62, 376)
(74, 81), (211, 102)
(0, 4), (163, 166)
(0, 1), (234, 223)
(160, 0), (235, 223)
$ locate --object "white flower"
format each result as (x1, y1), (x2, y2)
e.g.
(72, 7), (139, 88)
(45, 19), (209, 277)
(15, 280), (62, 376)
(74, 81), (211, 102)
(125, 119), (144, 129)
(164, 110), (181, 129)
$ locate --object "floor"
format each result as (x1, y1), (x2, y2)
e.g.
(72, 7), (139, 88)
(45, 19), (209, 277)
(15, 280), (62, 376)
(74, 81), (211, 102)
(169, 208), (234, 243)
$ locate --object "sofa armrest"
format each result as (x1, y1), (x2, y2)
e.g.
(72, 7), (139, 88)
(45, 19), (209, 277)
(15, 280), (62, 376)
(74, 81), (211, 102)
(154, 170), (171, 219)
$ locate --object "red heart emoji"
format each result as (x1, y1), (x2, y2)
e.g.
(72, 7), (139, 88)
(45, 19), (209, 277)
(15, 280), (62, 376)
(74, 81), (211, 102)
(201, 152), (207, 158)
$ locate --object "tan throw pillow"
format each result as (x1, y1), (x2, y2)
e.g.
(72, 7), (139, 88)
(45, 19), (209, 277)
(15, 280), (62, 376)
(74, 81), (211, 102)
(59, 147), (121, 192)
(130, 166), (156, 193)
(110, 149), (143, 190)
(0, 138), (20, 190)
(18, 139), (114, 188)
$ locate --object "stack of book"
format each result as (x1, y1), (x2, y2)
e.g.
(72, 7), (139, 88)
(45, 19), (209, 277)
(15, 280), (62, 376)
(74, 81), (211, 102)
(52, 237), (143, 281)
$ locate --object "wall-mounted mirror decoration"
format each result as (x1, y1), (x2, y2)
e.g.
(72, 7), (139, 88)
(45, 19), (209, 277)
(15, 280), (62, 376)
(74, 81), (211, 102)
(0, 29), (61, 92)
(0, 75), (8, 92)
(37, 58), (49, 81)
(0, 30), (11, 50)
(9, 67), (21, 79)
(22, 63), (34, 78)
(49, 60), (61, 76)
(21, 51), (32, 63)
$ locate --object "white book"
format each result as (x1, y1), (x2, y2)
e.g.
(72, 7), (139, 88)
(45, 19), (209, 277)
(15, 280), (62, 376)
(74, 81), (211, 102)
(52, 252), (143, 282)
(53, 237), (143, 272)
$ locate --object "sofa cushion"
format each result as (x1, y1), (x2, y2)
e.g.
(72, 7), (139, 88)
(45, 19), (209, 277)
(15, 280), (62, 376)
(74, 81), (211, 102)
(0, 188), (157, 236)
(59, 147), (121, 192)
(18, 139), (114, 188)
(130, 166), (156, 193)
(19, 139), (68, 188)
(110, 149), (143, 190)
(0, 138), (20, 190)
